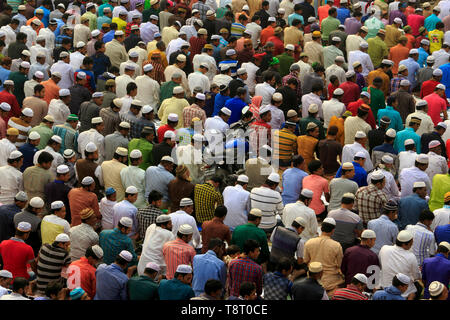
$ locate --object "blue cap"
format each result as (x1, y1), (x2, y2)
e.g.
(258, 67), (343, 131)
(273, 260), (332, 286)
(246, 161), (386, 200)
(154, 32), (161, 37)
(70, 287), (85, 300)
(105, 187), (116, 196)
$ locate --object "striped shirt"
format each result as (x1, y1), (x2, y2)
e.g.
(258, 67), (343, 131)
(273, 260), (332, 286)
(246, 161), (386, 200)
(332, 284), (368, 300)
(162, 238), (196, 280)
(273, 128), (297, 161)
(218, 60), (239, 77)
(36, 243), (71, 293)
(405, 223), (437, 266)
(7, 117), (31, 148)
(250, 186), (284, 230)
(230, 22), (246, 38)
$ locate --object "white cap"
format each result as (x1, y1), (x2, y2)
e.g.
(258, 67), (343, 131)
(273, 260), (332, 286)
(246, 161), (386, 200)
(81, 176), (94, 185)
(439, 241), (450, 251)
(400, 79), (410, 86)
(125, 186), (138, 194)
(29, 131), (40, 140)
(301, 189), (313, 198)
(85, 142), (98, 152)
(3, 80), (13, 86)
(59, 89), (70, 96)
(0, 270), (13, 279)
(237, 68), (247, 75)
(237, 174), (249, 183)
(195, 93), (206, 100)
(124, 64), (136, 71)
(20, 61), (30, 68)
(91, 29), (101, 37)
(433, 69), (443, 76)
(119, 121), (130, 129)
(416, 153), (429, 164)
(335, 56), (345, 63)
(371, 170), (385, 180)
(91, 117), (103, 124)
(17, 221), (32, 232)
(323, 217), (336, 226)
(249, 208), (262, 217)
(397, 230), (413, 242)
(220, 107), (232, 116)
(428, 140), (441, 149)
(333, 88), (344, 95)
(332, 36), (341, 42)
(385, 128), (396, 138)
(56, 164), (70, 174)
(267, 172), (280, 183)
(409, 48), (419, 55)
(355, 131), (367, 138)
(404, 138), (415, 146)
(268, 17), (276, 22)
(163, 131), (176, 140)
(243, 4), (249, 10)
(51, 201), (65, 210)
(176, 264), (193, 273)
(76, 72), (87, 80)
(361, 229), (376, 238)
(173, 86), (184, 94)
(116, 147), (128, 157)
(129, 51), (139, 58)
(206, 10), (215, 16)
(167, 113), (179, 122)
(226, 49), (236, 56)
(429, 281), (445, 297)
(143, 64), (154, 72)
(178, 224), (194, 234)
(115, 30), (125, 36)
(394, 17), (403, 24)
(30, 197), (44, 208)
(141, 105), (153, 114)
(308, 104), (318, 113)
(145, 262), (161, 272)
(92, 92), (104, 98)
(0, 102), (11, 111)
(161, 155), (174, 163)
(34, 70), (45, 79)
(436, 83), (446, 90)
(22, 108), (34, 117)
(285, 44), (295, 51)
(76, 41), (86, 49)
(345, 70), (355, 78)
(119, 250), (133, 262)
(413, 181), (427, 188)
(92, 245), (103, 259)
(354, 273), (368, 284)
(293, 216), (306, 227)
(55, 233), (70, 242)
(51, 135), (62, 144)
(421, 39), (430, 46)
(396, 273), (410, 285)
(437, 122), (447, 129)
(156, 215), (171, 223)
(130, 149), (143, 159)
(120, 217), (133, 227)
(381, 155), (394, 164)
(272, 92), (283, 102)
(180, 198), (194, 207)
(8, 150), (22, 160)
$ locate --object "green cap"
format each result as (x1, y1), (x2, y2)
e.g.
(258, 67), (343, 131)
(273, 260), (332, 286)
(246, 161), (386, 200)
(270, 57), (280, 66)
(67, 114), (78, 121)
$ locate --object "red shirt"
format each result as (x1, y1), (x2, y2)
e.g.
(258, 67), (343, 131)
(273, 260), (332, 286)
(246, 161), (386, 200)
(421, 79), (440, 98)
(201, 217), (232, 253)
(157, 124), (176, 143)
(407, 14), (425, 36)
(267, 36), (285, 56)
(260, 26), (274, 46)
(347, 99), (376, 129)
(405, 6), (415, 17)
(189, 37), (207, 61)
(339, 81), (361, 106)
(424, 92), (447, 125)
(0, 238), (34, 279)
(67, 257), (97, 299)
(318, 5), (330, 25)
(332, 284), (368, 300)
(0, 90), (21, 123)
(328, 83), (339, 100)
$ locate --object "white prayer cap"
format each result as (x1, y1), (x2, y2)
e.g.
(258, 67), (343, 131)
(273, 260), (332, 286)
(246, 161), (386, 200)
(81, 176), (94, 186)
(396, 273), (410, 285)
(163, 131), (176, 139)
(342, 162), (354, 169)
(125, 186), (138, 194)
(381, 59), (393, 65)
(433, 68), (443, 76)
(308, 16), (316, 23)
(345, 70), (355, 78)
(413, 181), (427, 189)
(21, 50), (31, 57)
(249, 208), (262, 217)
(0, 270), (13, 279)
(129, 51), (139, 58)
(237, 174), (249, 183)
(15, 191), (28, 202)
(394, 17), (403, 24)
(332, 36), (341, 42)
(361, 229), (376, 239)
(85, 142), (98, 153)
(361, 91), (370, 99)
(301, 188), (314, 198)
(119, 9), (128, 15)
(397, 230), (413, 242)
(161, 155), (174, 163)
(308, 103), (318, 113)
(92, 245), (103, 259)
(130, 149), (142, 159)
(206, 10), (215, 16)
(192, 133), (204, 141)
(116, 147), (128, 157)
(32, 19), (41, 26)
(335, 55), (345, 62)
(76, 41), (86, 48)
(409, 48), (419, 55)
(76, 72), (87, 80)
(8, 150), (22, 160)
(30, 197), (45, 208)
(428, 140), (441, 149)
(124, 64), (136, 70)
(243, 4), (250, 10)
(119, 121), (130, 129)
(51, 135), (62, 144)
(272, 92), (283, 102)
(192, 9), (199, 13)
(338, 24), (346, 30)
(180, 198), (194, 207)
(156, 214), (171, 223)
(381, 155), (394, 164)
(416, 153), (429, 164)
(59, 88), (70, 97)
(86, 2), (96, 9)
(439, 241), (450, 251)
(355, 131), (367, 138)
(211, 35), (221, 40)
(220, 64), (230, 71)
(179, 30), (187, 36)
(333, 88), (344, 95)
(20, 61), (31, 69)
(429, 281), (445, 297)
(195, 93), (206, 100)
(92, 91), (104, 98)
(0, 102), (11, 111)
(436, 83), (446, 90)
(237, 68), (247, 75)
(167, 113), (179, 122)
(268, 172), (280, 183)
(178, 224), (194, 235)
(268, 17), (276, 22)
(342, 192), (355, 200)
(259, 105), (271, 115)
(64, 149), (75, 158)
(176, 264), (193, 273)
(220, 107), (232, 116)
(119, 250), (133, 262)
(17, 221), (32, 232)
(143, 64), (153, 72)
(55, 233), (69, 242)
(293, 216), (306, 227)
(173, 86), (184, 94)
(421, 39), (430, 46)
(309, 262), (323, 273)
(226, 49), (236, 56)
(176, 54), (186, 62)
(3, 79), (13, 86)
(120, 217), (133, 227)
(91, 117), (103, 124)
(433, 6), (441, 11)
(285, 44), (295, 51)
(323, 217), (336, 226)
(150, 14), (159, 20)
(437, 122), (447, 129)
(371, 170), (384, 180)
(91, 29), (101, 37)
(353, 273), (368, 284)
(56, 164), (70, 174)
(51, 201), (64, 210)
(22, 107), (34, 117)
(404, 138), (415, 146)
(140, 105), (153, 115)
(34, 70), (45, 79)
(400, 79), (410, 86)
(52, 72), (62, 78)
(426, 55), (435, 63)
(115, 30), (125, 36)
(146, 262), (160, 272)
(385, 128), (396, 138)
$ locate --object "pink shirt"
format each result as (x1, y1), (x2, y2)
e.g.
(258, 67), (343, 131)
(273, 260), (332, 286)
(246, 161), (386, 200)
(424, 92), (447, 126)
(407, 14), (425, 36)
(302, 174), (330, 215)
(0, 116), (6, 139)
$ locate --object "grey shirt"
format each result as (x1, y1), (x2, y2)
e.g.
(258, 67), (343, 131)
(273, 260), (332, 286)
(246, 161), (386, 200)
(328, 178), (359, 211)
(328, 207), (364, 246)
(104, 131), (130, 161)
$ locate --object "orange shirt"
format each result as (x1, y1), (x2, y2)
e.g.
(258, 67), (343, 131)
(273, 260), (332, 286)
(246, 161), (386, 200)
(41, 79), (61, 105)
(367, 68), (390, 97)
(68, 187), (101, 227)
(405, 34), (415, 50)
(388, 44), (410, 75)
(260, 26), (275, 46)
(329, 116), (345, 146)
(67, 257), (97, 299)
(318, 5), (330, 25)
(297, 135), (318, 166)
(148, 49), (168, 68)
(235, 11), (249, 22)
(26, 17), (43, 32)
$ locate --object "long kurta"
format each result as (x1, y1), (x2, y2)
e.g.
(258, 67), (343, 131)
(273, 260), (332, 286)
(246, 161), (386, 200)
(101, 159), (127, 202)
(23, 165), (54, 200)
(158, 97), (190, 129)
(120, 166), (147, 208)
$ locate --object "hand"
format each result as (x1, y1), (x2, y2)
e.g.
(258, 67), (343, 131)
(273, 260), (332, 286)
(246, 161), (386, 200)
(127, 265), (137, 278)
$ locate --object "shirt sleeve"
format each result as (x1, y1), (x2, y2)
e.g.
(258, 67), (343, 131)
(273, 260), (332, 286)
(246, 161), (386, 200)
(296, 239), (305, 259)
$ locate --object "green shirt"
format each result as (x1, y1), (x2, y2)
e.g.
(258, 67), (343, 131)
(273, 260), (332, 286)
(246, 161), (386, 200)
(160, 81), (179, 103)
(8, 71), (27, 106)
(367, 36), (388, 69)
(362, 86), (386, 119)
(276, 53), (295, 77)
(128, 275), (159, 300)
(128, 138), (154, 170)
(231, 223), (270, 264)
(29, 124), (54, 150)
(299, 116), (325, 140)
(429, 174), (450, 211)
(158, 278), (195, 300)
(321, 16), (340, 41)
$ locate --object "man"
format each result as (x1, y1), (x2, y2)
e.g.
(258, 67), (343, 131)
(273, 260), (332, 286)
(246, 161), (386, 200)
(158, 264), (195, 300)
(128, 262), (160, 300)
(112, 186), (140, 239)
(8, 107), (33, 148)
(22, 151), (53, 201)
(104, 122), (130, 161)
(329, 162), (358, 211)
(40, 201), (69, 245)
(372, 273), (410, 300)
(355, 170), (388, 226)
(105, 30), (128, 68)
(0, 277), (29, 300)
(367, 201), (399, 255)
(342, 131), (373, 172)
(423, 83), (447, 126)
(379, 230), (421, 299)
(0, 150), (23, 205)
(332, 274), (368, 300)
(406, 209), (436, 265)
(425, 140), (447, 181)
(52, 114), (78, 154)
(0, 191), (27, 242)
(344, 108), (371, 150)
(94, 250), (135, 300)
(68, 208), (99, 262)
(324, 37), (345, 69)
(193, 176), (224, 224)
(222, 174), (251, 231)
(22, 85), (48, 127)
(0, 128), (19, 167)
(163, 224), (196, 280)
(422, 242), (450, 299)
(292, 262), (328, 300)
(399, 154), (432, 198)
(100, 147), (128, 201)
(68, 176), (101, 227)
(145, 156), (175, 207)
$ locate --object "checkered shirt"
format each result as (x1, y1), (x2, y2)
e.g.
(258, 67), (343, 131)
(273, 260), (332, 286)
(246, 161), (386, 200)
(194, 183), (224, 223)
(183, 104), (206, 128)
(390, 76), (406, 94)
(137, 204), (162, 239)
(263, 271), (293, 300)
(228, 257), (263, 297)
(355, 184), (388, 224)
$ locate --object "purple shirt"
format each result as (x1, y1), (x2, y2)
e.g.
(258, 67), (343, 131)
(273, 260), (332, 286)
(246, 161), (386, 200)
(341, 244), (380, 285)
(422, 254), (450, 300)
(389, 10), (407, 26)
(344, 17), (362, 35)
(356, 72), (366, 91)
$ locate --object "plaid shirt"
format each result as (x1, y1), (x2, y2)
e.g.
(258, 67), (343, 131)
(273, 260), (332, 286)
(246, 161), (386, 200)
(183, 104), (206, 127)
(194, 183), (224, 223)
(137, 204), (162, 239)
(143, 60), (166, 85)
(125, 22), (139, 37)
(263, 271), (293, 300)
(163, 238), (196, 280)
(249, 120), (272, 155)
(228, 257), (263, 297)
(282, 72), (302, 98)
(355, 184), (388, 225)
(100, 107), (121, 136)
(192, 2), (209, 21)
(189, 36), (207, 58)
(390, 75), (406, 94)
(120, 111), (141, 140)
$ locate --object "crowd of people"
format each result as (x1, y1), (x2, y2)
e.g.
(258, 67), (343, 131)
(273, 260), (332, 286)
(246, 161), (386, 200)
(0, 0), (449, 301)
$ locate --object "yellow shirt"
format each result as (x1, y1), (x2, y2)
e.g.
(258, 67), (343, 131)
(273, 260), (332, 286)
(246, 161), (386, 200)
(158, 97), (190, 128)
(297, 135), (318, 166)
(428, 29), (444, 53)
(112, 17), (127, 31)
(41, 215), (70, 245)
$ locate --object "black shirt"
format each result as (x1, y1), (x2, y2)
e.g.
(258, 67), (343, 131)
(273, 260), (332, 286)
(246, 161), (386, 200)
(68, 84), (92, 115)
(421, 131), (447, 158)
(152, 142), (173, 165)
(276, 85), (298, 116)
(256, 9), (270, 29)
(368, 127), (386, 154)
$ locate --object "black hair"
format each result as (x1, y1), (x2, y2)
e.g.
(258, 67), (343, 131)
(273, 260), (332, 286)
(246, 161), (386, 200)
(210, 175), (223, 184)
(85, 246), (100, 259)
(82, 56), (93, 66)
(341, 196), (355, 204)
(294, 3), (302, 10)
(370, 177), (385, 185)
(208, 238), (224, 250)
(287, 77), (298, 86)
(327, 125), (338, 136)
(239, 281), (256, 297)
(243, 239), (259, 254)
(321, 222), (335, 233)
(419, 209), (435, 222)
(392, 275), (405, 287)
(44, 280), (64, 298)
(357, 108), (368, 117)
(328, 7), (337, 15)
(311, 83), (323, 93)
(436, 21), (444, 29)
(37, 151), (54, 165)
(17, 32), (27, 41)
(226, 245), (241, 256)
(263, 71), (275, 82)
(126, 82), (138, 94)
(276, 257), (293, 273)
(386, 95), (396, 106)
(308, 160), (322, 173)
(292, 155), (304, 167)
(115, 255), (128, 265)
(12, 277), (28, 292)
(437, 244), (450, 254)
(94, 41), (104, 51)
(214, 205), (227, 218)
(148, 190), (163, 203)
(262, 0), (269, 6)
(204, 279), (223, 295)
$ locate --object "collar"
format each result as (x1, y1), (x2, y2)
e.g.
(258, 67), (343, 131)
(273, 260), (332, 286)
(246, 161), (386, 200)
(53, 179), (65, 184)
(111, 263), (124, 272)
(206, 250), (218, 257)
(444, 205), (450, 209)
(416, 222), (428, 229)
(11, 237), (25, 243)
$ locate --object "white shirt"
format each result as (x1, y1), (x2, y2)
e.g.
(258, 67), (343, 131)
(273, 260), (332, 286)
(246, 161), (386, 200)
(255, 82), (276, 107)
(295, 60), (312, 84)
(0, 139), (17, 167)
(112, 5), (127, 18)
(140, 22), (160, 43)
(379, 245), (421, 297)
(69, 51), (86, 71)
(322, 98), (346, 128)
(138, 224), (175, 275)
(399, 166), (432, 198)
(437, 0), (450, 19)
(223, 184), (251, 230)
(342, 142), (374, 172)
(367, 168), (399, 201)
(301, 93), (323, 119)
(204, 116), (230, 134)
(348, 50), (374, 77)
(50, 61), (74, 89)
(165, 38), (186, 63)
(33, 146), (64, 176)
(0, 25), (16, 47)
(425, 151), (447, 181)
(325, 64), (346, 85)
(24, 79), (39, 97)
(115, 74), (134, 98)
(47, 98), (70, 125)
(188, 72), (210, 95)
(398, 150), (417, 175)
(193, 53), (218, 83)
(245, 22), (262, 49)
(241, 62), (259, 94)
(39, 27), (56, 51)
(119, 60), (141, 79)
(168, 210), (201, 248)
(444, 31), (450, 47)
(406, 223), (437, 265)
(77, 128), (105, 163)
(0, 165), (23, 205)
(129, 47), (148, 69)
(179, 25), (197, 42)
(346, 35), (364, 55)
(432, 49), (450, 68)
(405, 110), (435, 136)
(120, 95), (134, 115)
(0, 293), (30, 300)
(282, 201), (318, 241)
(250, 186), (284, 230)
(431, 207), (450, 231)
(20, 25), (37, 48)
(127, 9), (143, 23)
(120, 165), (147, 208)
(99, 197), (116, 230)
(112, 200), (139, 237)
(135, 75), (160, 109)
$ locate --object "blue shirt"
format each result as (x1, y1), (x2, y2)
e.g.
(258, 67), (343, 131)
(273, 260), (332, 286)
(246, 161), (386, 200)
(225, 97), (246, 125)
(35, 6), (51, 27)
(424, 14), (442, 32)
(102, 30), (116, 43)
(158, 278), (195, 300)
(97, 15), (112, 30)
(394, 127), (421, 153)
(144, 164), (174, 201)
(435, 224), (450, 244)
(367, 215), (399, 255)
(281, 167), (308, 205)
(399, 57), (420, 88)
(377, 106), (404, 132)
(397, 193), (429, 230)
(422, 254), (450, 299)
(336, 161), (368, 187)
(18, 143), (38, 172)
(337, 8), (351, 25)
(91, 52), (112, 80)
(12, 13), (27, 29)
(0, 67), (11, 91)
(54, 19), (65, 37)
(99, 228), (138, 265)
(372, 286), (405, 300)
(213, 93), (231, 116)
(439, 62), (450, 97)
(192, 250), (227, 296)
(288, 13), (304, 26)
(75, 69), (96, 91)
(417, 47), (429, 68)
(372, 142), (398, 155)
(94, 263), (128, 300)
